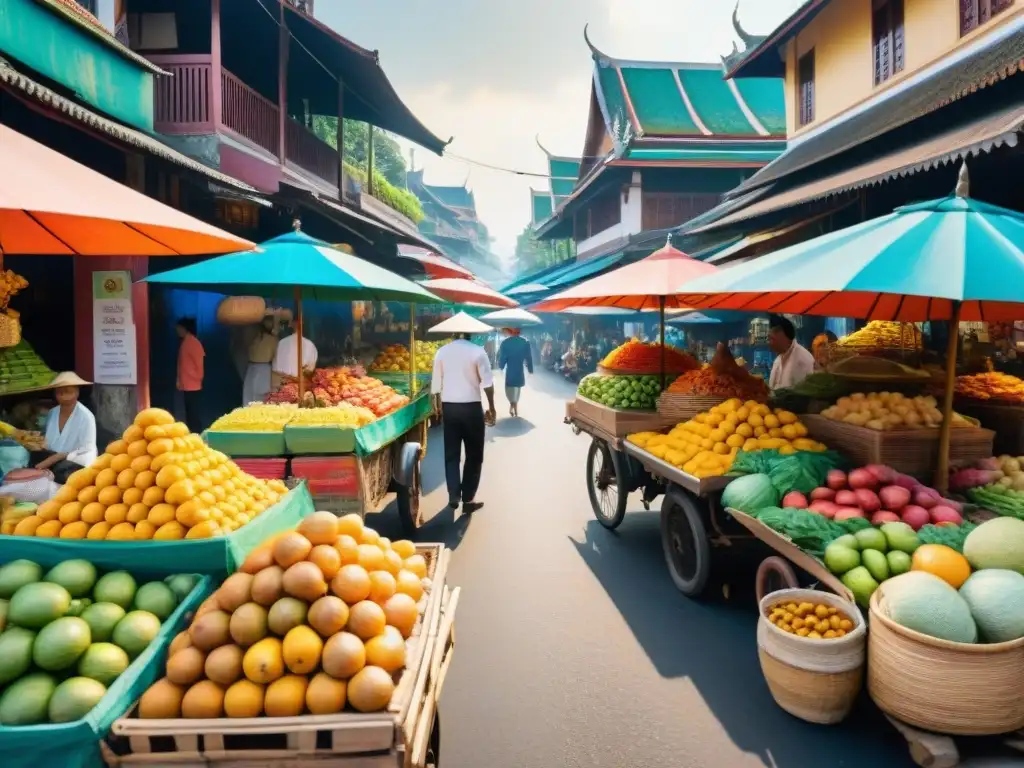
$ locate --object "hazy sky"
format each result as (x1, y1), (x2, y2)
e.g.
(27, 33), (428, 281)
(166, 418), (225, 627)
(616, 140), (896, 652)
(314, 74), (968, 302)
(318, 1), (803, 263)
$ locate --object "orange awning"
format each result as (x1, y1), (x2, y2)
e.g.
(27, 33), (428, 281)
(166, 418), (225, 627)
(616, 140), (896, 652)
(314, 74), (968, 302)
(0, 124), (255, 256)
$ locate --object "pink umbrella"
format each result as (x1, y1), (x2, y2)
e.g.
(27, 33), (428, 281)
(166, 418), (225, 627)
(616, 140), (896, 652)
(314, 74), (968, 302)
(421, 277), (519, 308)
(397, 245), (473, 279)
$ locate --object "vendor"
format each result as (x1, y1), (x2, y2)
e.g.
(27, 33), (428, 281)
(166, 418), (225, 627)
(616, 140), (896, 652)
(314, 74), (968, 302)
(272, 317), (318, 390)
(33, 372), (97, 484)
(244, 314), (279, 404)
(812, 330), (838, 371)
(768, 314), (815, 390)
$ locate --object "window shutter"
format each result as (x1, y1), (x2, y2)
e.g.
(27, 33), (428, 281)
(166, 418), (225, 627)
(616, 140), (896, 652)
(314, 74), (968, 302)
(892, 0), (905, 74)
(960, 0), (979, 35)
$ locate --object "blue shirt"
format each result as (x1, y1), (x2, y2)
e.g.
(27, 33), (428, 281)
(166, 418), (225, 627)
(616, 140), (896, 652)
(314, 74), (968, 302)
(498, 336), (533, 388)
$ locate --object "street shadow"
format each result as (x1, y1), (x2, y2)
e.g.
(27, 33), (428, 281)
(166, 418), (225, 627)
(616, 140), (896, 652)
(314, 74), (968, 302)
(525, 370), (578, 400)
(569, 514), (911, 768)
(370, 497), (473, 552)
(420, 424), (445, 495)
(488, 418), (535, 438)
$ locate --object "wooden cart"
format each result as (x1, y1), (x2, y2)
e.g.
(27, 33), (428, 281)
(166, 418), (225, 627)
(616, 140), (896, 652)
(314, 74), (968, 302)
(103, 545), (458, 768)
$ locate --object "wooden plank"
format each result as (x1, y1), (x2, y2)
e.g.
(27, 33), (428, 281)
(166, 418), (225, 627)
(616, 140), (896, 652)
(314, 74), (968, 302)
(885, 715), (959, 768)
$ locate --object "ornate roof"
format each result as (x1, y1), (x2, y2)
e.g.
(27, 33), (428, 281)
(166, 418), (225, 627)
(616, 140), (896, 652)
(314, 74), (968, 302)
(531, 136), (581, 227)
(531, 190), (554, 227)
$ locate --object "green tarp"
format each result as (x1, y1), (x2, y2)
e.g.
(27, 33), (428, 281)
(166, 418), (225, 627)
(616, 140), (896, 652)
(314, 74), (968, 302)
(0, 574), (214, 768)
(0, 485), (315, 577)
(355, 392), (431, 456)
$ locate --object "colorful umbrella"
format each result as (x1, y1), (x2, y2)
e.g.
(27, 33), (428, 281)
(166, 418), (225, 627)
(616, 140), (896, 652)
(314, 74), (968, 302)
(421, 278), (519, 308)
(396, 245), (474, 279)
(0, 124), (253, 257)
(506, 282), (549, 296)
(479, 308), (542, 328)
(146, 224), (442, 398)
(675, 165), (1024, 490)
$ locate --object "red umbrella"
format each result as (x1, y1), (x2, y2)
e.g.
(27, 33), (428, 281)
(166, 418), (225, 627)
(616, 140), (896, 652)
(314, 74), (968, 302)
(397, 245), (473, 279)
(421, 278), (519, 308)
(530, 237), (717, 311)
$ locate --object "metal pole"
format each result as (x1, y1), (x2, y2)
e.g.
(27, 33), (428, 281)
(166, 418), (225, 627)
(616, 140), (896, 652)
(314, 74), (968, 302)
(935, 301), (962, 493)
(659, 296), (666, 391)
(409, 303), (416, 395)
(294, 285), (305, 401)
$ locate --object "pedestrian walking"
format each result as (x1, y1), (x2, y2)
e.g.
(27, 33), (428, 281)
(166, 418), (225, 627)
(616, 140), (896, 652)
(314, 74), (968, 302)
(428, 312), (496, 514)
(176, 318), (205, 432)
(497, 328), (533, 418)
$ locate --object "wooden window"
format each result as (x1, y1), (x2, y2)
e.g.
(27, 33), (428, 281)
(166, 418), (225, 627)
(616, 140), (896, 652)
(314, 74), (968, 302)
(588, 190), (621, 237)
(873, 0), (905, 85)
(960, 0), (1014, 35)
(797, 50), (815, 127)
(642, 193), (720, 231)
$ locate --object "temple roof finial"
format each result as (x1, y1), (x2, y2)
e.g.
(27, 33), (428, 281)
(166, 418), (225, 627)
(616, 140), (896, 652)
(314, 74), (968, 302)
(733, 2), (757, 50)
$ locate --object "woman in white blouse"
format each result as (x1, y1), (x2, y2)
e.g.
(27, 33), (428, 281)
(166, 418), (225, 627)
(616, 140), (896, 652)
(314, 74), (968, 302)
(33, 372), (98, 484)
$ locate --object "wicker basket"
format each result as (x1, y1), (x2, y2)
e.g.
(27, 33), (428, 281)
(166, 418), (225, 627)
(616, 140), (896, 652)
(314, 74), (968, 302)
(757, 589), (865, 725)
(0, 314), (21, 348)
(216, 296), (266, 325)
(868, 589), (1024, 735)
(656, 392), (725, 422)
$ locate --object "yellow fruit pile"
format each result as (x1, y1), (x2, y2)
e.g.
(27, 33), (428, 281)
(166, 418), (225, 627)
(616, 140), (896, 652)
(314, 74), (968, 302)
(209, 404), (297, 433)
(12, 408), (288, 540)
(368, 340), (448, 373)
(821, 392), (975, 430)
(836, 321), (921, 350)
(287, 404), (375, 428)
(137, 513), (430, 718)
(766, 599), (854, 640)
(627, 398), (827, 478)
(955, 371), (1024, 404)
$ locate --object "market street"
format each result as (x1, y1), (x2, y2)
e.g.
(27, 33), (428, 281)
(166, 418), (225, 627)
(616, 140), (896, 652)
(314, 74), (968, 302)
(373, 369), (918, 768)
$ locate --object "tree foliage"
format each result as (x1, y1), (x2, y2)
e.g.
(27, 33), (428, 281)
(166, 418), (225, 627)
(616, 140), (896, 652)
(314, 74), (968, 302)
(514, 226), (575, 277)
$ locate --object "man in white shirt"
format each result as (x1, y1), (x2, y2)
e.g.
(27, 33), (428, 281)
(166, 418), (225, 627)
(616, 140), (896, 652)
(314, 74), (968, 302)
(431, 333), (496, 513)
(272, 320), (318, 389)
(768, 314), (815, 391)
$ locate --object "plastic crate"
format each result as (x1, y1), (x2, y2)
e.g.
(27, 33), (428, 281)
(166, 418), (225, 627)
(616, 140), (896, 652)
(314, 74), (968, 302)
(233, 458), (288, 480)
(290, 455), (358, 481)
(204, 430), (286, 457)
(283, 424), (356, 455)
(307, 477), (360, 497)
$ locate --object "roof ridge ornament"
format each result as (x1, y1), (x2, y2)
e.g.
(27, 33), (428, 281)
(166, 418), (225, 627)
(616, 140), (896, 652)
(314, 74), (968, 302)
(733, 2), (758, 50)
(955, 162), (970, 198)
(583, 24), (611, 64)
(535, 134), (552, 157)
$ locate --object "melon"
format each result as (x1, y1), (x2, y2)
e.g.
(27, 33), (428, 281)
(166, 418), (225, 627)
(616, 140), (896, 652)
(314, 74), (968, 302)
(80, 602), (126, 642)
(0, 560), (42, 599)
(959, 569), (1024, 643)
(33, 616), (93, 670)
(878, 571), (977, 643)
(78, 642), (130, 685)
(963, 517), (1024, 574)
(8, 581), (71, 629)
(112, 610), (162, 658)
(0, 672), (57, 724)
(0, 627), (36, 684)
(48, 677), (107, 723)
(134, 582), (178, 621)
(44, 560), (97, 598)
(93, 571), (137, 609)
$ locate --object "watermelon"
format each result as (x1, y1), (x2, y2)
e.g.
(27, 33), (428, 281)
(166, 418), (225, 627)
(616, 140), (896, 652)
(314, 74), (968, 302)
(878, 571), (977, 643)
(959, 570), (1024, 643)
(721, 474), (779, 514)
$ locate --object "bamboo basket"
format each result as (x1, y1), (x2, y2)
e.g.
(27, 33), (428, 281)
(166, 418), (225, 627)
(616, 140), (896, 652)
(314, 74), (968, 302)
(0, 314), (21, 348)
(655, 392), (725, 422)
(757, 589), (865, 725)
(868, 589), (1024, 736)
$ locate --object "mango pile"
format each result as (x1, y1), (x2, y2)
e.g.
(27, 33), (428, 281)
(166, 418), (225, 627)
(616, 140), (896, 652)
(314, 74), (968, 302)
(11, 408), (288, 541)
(766, 598), (855, 640)
(136, 513), (430, 718)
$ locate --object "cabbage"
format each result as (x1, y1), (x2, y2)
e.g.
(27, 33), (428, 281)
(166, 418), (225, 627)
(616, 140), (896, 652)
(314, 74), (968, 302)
(721, 473), (779, 514)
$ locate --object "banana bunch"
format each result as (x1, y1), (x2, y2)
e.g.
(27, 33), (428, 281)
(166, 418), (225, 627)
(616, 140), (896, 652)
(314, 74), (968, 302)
(0, 420), (15, 437)
(836, 321), (921, 349)
(209, 403), (297, 432)
(289, 403), (376, 427)
(1, 500), (37, 534)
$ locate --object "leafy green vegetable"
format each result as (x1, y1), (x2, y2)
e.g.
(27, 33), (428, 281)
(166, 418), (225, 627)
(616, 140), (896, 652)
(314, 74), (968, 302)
(837, 517), (874, 534)
(918, 522), (978, 553)
(721, 474), (779, 514)
(752, 506), (846, 558)
(731, 449), (848, 496)
(967, 487), (1024, 519)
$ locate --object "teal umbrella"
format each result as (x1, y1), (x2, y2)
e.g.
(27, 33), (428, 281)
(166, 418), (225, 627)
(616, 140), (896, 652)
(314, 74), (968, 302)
(675, 165), (1024, 491)
(145, 225), (442, 399)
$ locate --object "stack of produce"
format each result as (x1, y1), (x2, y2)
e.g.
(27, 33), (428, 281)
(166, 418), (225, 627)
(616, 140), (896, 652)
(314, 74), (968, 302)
(0, 500), (39, 534)
(287, 405), (377, 427)
(577, 374), (662, 410)
(136, 513), (430, 718)
(820, 392), (976, 430)
(210, 405), (297, 433)
(600, 340), (698, 374)
(0, 558), (198, 724)
(765, 597), (856, 640)
(0, 341), (56, 395)
(955, 372), (1024, 403)
(835, 321), (921, 350)
(267, 368), (409, 418)
(874, 517), (1024, 645)
(628, 399), (826, 479)
(9, 408), (289, 541)
(954, 454), (1024, 519)
(369, 340), (448, 373)
(664, 346), (769, 403)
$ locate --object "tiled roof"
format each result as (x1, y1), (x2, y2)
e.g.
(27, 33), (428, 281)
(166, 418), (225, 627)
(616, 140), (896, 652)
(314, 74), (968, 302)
(425, 184), (475, 211)
(529, 137), (581, 230)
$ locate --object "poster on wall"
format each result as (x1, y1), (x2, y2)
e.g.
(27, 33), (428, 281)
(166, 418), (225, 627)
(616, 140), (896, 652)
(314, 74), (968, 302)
(93, 270), (137, 385)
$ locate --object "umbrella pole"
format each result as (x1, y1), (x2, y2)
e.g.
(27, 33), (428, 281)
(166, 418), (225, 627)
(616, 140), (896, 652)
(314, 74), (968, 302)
(409, 303), (416, 395)
(659, 296), (666, 391)
(295, 286), (305, 402)
(935, 301), (962, 493)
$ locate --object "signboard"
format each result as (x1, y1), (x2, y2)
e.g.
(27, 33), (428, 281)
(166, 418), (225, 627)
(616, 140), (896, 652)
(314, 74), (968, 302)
(92, 271), (137, 385)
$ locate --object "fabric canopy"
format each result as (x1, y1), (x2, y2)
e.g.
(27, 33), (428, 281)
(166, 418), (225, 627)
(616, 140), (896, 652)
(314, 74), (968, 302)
(0, 124), (254, 257)
(396, 245), (473, 279)
(421, 278), (518, 308)
(479, 308), (542, 327)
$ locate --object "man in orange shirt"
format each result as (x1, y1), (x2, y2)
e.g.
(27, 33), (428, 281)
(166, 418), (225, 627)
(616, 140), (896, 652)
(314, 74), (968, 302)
(176, 318), (205, 431)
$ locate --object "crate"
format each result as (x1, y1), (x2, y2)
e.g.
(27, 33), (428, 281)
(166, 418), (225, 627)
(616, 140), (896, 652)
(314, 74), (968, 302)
(307, 477), (360, 497)
(802, 415), (995, 480)
(105, 546), (454, 768)
(284, 425), (357, 455)
(570, 396), (676, 438)
(233, 458), (288, 480)
(203, 430), (286, 457)
(291, 456), (360, 482)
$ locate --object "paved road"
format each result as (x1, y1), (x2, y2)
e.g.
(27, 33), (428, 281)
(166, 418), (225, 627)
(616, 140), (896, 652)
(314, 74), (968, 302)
(371, 370), (928, 768)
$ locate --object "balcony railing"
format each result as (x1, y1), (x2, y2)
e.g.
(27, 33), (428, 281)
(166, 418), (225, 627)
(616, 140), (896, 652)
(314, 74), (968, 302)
(150, 54), (338, 190)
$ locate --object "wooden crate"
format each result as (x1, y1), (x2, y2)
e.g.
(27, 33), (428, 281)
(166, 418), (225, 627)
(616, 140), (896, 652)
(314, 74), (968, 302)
(953, 401), (1024, 455)
(802, 415), (995, 480)
(104, 546), (455, 768)
(570, 396), (676, 438)
(655, 393), (725, 423)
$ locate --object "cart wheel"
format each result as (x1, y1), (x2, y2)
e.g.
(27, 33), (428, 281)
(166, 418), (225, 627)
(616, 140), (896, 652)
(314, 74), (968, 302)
(425, 712), (440, 768)
(586, 439), (627, 530)
(755, 557), (799, 604)
(395, 443), (422, 536)
(660, 491), (712, 597)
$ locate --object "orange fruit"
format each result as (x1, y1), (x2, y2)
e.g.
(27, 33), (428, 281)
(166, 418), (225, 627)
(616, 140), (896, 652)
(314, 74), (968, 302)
(911, 544), (972, 589)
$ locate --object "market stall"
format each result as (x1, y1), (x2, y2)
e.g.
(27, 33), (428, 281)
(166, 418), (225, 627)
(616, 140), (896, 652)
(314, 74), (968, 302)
(145, 226), (444, 535)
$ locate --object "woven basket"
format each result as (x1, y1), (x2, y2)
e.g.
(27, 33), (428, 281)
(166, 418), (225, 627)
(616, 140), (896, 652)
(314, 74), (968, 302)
(868, 589), (1024, 735)
(757, 589), (865, 725)
(216, 296), (266, 325)
(656, 393), (725, 422)
(0, 314), (21, 348)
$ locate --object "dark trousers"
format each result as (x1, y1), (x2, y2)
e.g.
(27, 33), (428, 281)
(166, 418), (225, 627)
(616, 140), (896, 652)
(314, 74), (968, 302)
(183, 390), (202, 433)
(28, 450), (80, 484)
(441, 402), (485, 504)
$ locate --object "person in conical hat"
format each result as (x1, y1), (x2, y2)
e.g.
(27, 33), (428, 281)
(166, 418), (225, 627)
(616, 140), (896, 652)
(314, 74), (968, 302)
(32, 372), (97, 484)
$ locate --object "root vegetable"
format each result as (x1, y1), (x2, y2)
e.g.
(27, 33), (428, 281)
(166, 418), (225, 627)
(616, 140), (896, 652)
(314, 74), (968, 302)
(900, 505), (930, 530)
(810, 487), (836, 502)
(826, 470), (847, 491)
(848, 468), (878, 491)
(782, 491), (809, 509)
(879, 485), (911, 511)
